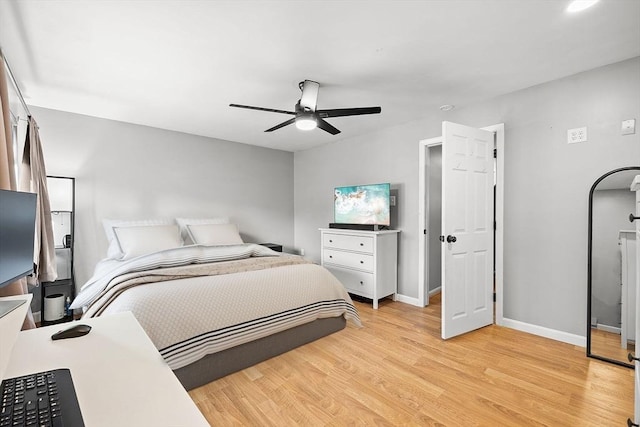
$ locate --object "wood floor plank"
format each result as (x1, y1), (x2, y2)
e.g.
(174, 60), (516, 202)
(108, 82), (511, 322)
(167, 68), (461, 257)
(189, 297), (635, 426)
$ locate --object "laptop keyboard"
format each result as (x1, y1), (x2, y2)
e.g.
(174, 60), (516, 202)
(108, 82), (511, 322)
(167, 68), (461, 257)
(0, 369), (84, 427)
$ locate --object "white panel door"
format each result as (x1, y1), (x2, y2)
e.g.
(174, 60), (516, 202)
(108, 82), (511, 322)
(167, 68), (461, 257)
(441, 121), (495, 340)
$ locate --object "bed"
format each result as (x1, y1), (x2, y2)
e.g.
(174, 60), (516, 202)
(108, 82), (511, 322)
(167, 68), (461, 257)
(71, 237), (361, 390)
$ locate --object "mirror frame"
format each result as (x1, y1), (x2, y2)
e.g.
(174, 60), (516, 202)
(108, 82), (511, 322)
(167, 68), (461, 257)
(47, 175), (75, 282)
(586, 166), (640, 368)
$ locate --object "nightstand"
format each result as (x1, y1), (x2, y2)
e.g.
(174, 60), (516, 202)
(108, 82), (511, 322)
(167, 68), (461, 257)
(259, 243), (283, 252)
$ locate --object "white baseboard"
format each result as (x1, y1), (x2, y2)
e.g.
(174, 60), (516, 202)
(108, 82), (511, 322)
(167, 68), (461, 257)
(502, 317), (586, 347)
(596, 324), (621, 334)
(395, 288), (440, 307)
(384, 296), (586, 348)
(394, 293), (423, 307)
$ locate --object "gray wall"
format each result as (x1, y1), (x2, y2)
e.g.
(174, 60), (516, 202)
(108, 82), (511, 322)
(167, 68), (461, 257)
(294, 120), (426, 294)
(33, 107), (294, 288)
(591, 189), (636, 328)
(294, 57), (640, 337)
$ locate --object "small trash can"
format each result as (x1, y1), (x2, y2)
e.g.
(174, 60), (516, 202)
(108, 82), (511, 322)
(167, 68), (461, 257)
(44, 293), (65, 321)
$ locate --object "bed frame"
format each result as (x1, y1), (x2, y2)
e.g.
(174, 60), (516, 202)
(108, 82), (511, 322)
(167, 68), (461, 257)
(174, 316), (347, 390)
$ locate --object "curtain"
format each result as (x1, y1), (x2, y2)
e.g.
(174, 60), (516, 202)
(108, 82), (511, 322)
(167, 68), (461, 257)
(21, 117), (57, 285)
(0, 52), (35, 329)
(0, 52), (16, 190)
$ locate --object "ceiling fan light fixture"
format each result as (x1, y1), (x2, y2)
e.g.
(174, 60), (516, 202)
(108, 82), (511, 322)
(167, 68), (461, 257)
(230, 79), (380, 135)
(295, 115), (317, 131)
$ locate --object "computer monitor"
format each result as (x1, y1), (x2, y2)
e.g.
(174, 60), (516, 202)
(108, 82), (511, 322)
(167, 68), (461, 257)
(0, 189), (37, 289)
(0, 189), (36, 318)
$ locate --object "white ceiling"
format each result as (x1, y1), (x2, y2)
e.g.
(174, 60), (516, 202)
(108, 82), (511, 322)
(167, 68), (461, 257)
(1, 0), (639, 152)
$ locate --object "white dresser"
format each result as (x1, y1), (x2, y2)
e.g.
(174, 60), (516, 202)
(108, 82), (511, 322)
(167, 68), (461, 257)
(320, 228), (400, 309)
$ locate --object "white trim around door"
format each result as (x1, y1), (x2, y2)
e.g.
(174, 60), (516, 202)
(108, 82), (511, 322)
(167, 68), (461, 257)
(417, 123), (504, 327)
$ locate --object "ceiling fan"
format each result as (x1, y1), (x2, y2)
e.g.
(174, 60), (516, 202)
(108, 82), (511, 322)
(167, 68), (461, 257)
(229, 80), (381, 135)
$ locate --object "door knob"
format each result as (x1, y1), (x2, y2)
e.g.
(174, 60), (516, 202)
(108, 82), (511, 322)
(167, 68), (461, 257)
(627, 418), (639, 427)
(446, 235), (457, 243)
(630, 213), (640, 222)
(628, 352), (640, 363)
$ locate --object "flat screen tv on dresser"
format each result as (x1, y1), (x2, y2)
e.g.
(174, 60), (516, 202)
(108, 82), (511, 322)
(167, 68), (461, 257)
(331, 183), (390, 231)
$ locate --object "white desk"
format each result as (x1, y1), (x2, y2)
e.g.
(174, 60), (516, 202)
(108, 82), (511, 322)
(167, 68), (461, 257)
(5, 311), (209, 426)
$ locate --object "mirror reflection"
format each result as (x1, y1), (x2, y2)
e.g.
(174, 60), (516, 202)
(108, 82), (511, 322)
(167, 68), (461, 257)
(588, 167), (639, 367)
(48, 177), (74, 281)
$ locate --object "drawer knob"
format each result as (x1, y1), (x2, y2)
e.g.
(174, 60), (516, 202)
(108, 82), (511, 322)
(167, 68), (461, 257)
(360, 260), (364, 264)
(360, 243), (363, 246)
(329, 239), (333, 242)
(329, 255), (333, 258)
(360, 281), (364, 285)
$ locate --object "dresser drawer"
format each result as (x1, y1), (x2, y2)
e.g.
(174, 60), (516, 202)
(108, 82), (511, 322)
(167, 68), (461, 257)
(326, 266), (374, 297)
(323, 233), (373, 253)
(324, 249), (374, 271)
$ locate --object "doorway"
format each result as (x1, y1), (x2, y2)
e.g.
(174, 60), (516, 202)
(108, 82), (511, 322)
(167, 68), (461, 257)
(418, 123), (505, 332)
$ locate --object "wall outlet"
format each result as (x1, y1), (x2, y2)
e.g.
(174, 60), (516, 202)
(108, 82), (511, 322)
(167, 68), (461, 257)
(621, 119), (636, 135)
(567, 127), (587, 144)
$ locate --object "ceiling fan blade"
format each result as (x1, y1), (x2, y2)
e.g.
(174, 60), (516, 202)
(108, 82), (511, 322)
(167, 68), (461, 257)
(229, 104), (295, 115)
(299, 80), (319, 111)
(317, 106), (381, 118)
(316, 118), (341, 135)
(265, 117), (296, 132)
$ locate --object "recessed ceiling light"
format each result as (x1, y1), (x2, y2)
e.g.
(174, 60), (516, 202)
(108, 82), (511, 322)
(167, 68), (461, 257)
(567, 0), (598, 13)
(439, 104), (454, 111)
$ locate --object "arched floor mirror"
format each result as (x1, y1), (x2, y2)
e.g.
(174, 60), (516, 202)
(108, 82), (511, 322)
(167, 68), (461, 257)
(587, 166), (640, 368)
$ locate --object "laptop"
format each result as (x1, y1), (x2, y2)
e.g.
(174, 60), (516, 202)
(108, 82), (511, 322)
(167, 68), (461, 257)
(0, 295), (85, 426)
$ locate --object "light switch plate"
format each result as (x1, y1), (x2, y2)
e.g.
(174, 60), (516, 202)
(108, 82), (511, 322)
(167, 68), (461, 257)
(622, 119), (636, 135)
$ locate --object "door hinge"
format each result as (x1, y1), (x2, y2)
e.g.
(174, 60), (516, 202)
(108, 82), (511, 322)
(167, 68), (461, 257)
(424, 229), (427, 235)
(439, 235), (444, 242)
(493, 148), (497, 158)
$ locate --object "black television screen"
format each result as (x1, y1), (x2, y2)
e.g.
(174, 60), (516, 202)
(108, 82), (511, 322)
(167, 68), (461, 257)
(0, 189), (37, 288)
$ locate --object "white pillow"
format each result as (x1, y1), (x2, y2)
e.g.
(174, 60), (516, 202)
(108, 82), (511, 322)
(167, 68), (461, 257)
(186, 223), (243, 246)
(103, 219), (174, 259)
(113, 224), (182, 260)
(175, 217), (229, 244)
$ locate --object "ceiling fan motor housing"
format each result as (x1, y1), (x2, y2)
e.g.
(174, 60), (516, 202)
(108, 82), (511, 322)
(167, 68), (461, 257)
(299, 80), (320, 111)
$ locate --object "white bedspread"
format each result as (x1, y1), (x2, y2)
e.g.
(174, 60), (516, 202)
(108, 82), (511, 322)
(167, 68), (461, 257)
(71, 243), (282, 309)
(73, 244), (360, 370)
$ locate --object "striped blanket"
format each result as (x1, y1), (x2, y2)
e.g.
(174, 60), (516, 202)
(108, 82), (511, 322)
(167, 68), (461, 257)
(73, 244), (361, 370)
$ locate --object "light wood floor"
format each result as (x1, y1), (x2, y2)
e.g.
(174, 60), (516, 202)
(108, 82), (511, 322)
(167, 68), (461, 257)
(189, 295), (634, 426)
(591, 327), (636, 364)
